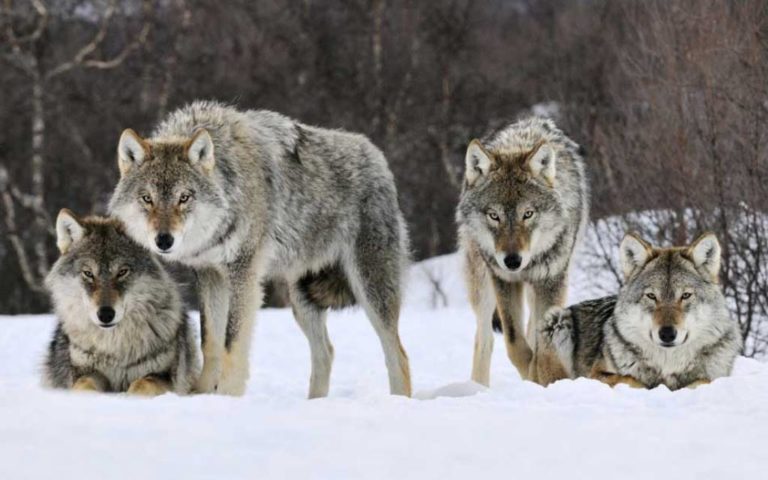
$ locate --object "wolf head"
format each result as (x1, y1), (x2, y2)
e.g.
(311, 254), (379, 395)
(615, 232), (729, 349)
(457, 136), (565, 273)
(46, 210), (168, 329)
(108, 128), (229, 259)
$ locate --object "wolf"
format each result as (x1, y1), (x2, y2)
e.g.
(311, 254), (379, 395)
(44, 210), (199, 395)
(109, 101), (411, 398)
(456, 117), (588, 386)
(540, 232), (742, 390)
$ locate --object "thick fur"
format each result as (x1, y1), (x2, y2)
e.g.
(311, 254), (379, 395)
(540, 234), (742, 390)
(457, 117), (588, 386)
(109, 101), (411, 397)
(44, 214), (199, 395)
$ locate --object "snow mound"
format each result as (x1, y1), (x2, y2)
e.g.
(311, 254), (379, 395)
(1, 253), (766, 479)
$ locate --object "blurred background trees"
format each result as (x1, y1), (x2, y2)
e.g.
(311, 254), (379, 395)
(1, 0), (766, 354)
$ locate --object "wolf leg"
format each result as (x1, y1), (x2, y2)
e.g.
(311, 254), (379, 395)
(528, 278), (569, 384)
(346, 252), (411, 397)
(72, 373), (109, 393)
(465, 253), (496, 386)
(194, 268), (230, 394)
(289, 283), (334, 399)
(218, 258), (262, 396)
(127, 376), (172, 396)
(492, 278), (533, 380)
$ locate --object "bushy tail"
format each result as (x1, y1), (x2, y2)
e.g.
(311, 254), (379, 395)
(298, 263), (357, 310)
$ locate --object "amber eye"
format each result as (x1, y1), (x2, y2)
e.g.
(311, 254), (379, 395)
(117, 268), (130, 279)
(646, 293), (657, 301)
(487, 212), (500, 222)
(141, 195), (153, 204)
(523, 210), (535, 220)
(681, 292), (692, 300)
(179, 193), (191, 204)
(82, 270), (94, 280)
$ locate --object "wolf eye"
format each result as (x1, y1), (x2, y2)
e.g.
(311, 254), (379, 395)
(523, 210), (535, 220)
(117, 268), (130, 279)
(141, 195), (153, 205)
(82, 270), (94, 280)
(645, 293), (657, 301)
(179, 193), (191, 204)
(487, 212), (500, 222)
(681, 292), (692, 300)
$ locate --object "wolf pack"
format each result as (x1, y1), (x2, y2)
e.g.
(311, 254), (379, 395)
(42, 101), (742, 397)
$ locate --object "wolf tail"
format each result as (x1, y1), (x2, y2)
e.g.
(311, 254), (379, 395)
(298, 264), (357, 310)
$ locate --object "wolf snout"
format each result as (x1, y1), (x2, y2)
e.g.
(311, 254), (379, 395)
(503, 253), (523, 271)
(658, 325), (677, 345)
(155, 233), (175, 252)
(97, 306), (116, 326)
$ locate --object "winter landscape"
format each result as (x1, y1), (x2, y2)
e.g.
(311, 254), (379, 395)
(1, 252), (766, 480)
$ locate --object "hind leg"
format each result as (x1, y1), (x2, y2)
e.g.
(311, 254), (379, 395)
(289, 284), (335, 399)
(465, 250), (496, 386)
(345, 251), (411, 396)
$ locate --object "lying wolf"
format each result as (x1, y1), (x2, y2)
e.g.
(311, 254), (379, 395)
(109, 101), (411, 397)
(540, 232), (742, 390)
(44, 211), (199, 395)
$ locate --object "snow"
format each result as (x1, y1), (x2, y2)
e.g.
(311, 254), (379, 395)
(1, 253), (767, 479)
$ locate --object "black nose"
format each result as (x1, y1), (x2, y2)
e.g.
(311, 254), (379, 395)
(97, 306), (116, 324)
(504, 253), (523, 270)
(155, 233), (174, 251)
(659, 326), (677, 343)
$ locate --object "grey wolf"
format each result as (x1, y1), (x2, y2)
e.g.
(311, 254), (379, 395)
(456, 117), (588, 386)
(109, 101), (411, 397)
(44, 210), (199, 395)
(540, 232), (742, 390)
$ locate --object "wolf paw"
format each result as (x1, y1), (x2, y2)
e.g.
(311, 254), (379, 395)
(72, 376), (107, 393)
(193, 363), (221, 394)
(127, 377), (170, 397)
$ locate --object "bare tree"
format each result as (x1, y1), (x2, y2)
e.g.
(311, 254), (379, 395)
(0, 0), (150, 296)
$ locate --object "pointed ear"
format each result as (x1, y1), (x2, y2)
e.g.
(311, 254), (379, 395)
(620, 232), (653, 279)
(187, 129), (215, 173)
(465, 139), (494, 186)
(526, 142), (556, 184)
(118, 129), (148, 176)
(688, 232), (721, 281)
(56, 209), (85, 254)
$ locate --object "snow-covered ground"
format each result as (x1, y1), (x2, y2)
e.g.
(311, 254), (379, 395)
(1, 253), (767, 479)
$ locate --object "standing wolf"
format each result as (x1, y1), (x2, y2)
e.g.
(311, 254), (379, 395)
(456, 117), (588, 386)
(44, 211), (199, 395)
(109, 101), (411, 397)
(540, 232), (742, 390)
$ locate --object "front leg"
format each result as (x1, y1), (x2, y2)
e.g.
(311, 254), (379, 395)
(72, 372), (110, 393)
(217, 254), (263, 396)
(492, 277), (533, 380)
(528, 276), (569, 385)
(127, 375), (172, 397)
(195, 267), (231, 394)
(465, 251), (496, 386)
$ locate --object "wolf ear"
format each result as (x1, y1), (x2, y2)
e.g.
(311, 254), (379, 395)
(526, 142), (556, 184)
(688, 232), (721, 281)
(118, 129), (148, 176)
(465, 139), (493, 186)
(56, 209), (85, 254)
(620, 232), (653, 279)
(187, 129), (215, 173)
